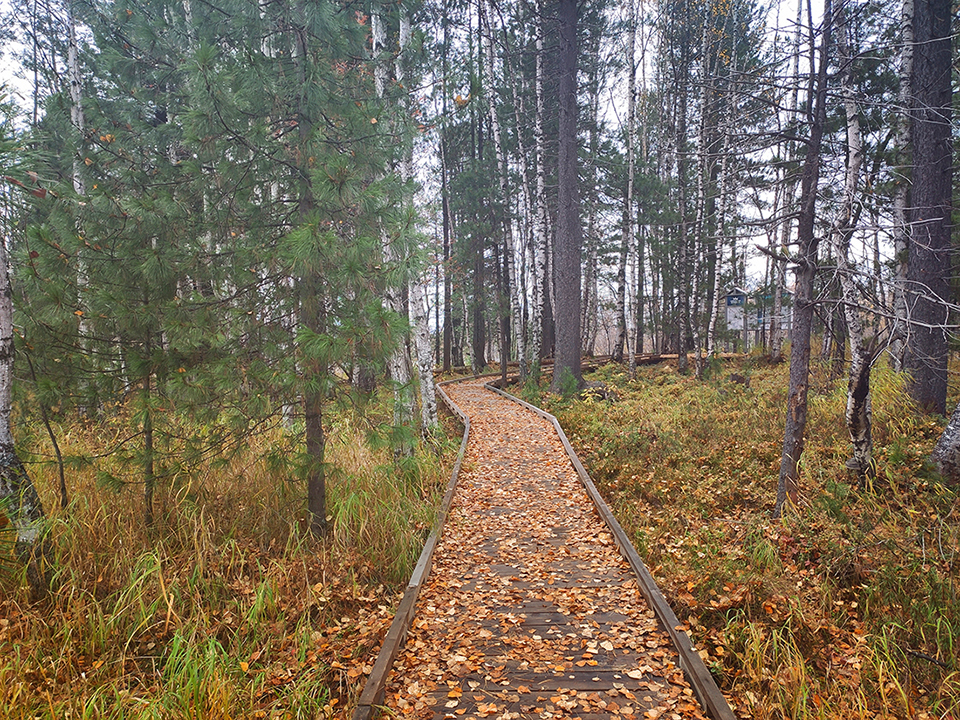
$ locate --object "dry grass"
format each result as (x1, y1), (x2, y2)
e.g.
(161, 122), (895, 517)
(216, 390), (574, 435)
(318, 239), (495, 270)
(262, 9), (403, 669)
(0, 397), (457, 719)
(543, 353), (960, 720)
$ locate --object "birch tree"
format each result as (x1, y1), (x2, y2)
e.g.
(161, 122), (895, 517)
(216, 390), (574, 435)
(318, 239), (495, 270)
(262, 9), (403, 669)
(832, 9), (874, 486)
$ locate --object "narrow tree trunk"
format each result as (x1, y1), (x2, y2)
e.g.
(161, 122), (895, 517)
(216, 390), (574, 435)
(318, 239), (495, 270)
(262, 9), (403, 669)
(706, 64), (733, 357)
(774, 0), (831, 518)
(770, 0), (804, 364)
(888, 0), (914, 371)
(441, 137), (452, 373)
(676, 89), (690, 375)
(624, 0), (637, 376)
(291, 9), (327, 535)
(834, 15), (873, 486)
(531, 2), (548, 369)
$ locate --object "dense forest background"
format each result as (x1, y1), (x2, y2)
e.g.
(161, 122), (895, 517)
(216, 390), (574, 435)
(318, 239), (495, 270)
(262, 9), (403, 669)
(0, 0), (957, 716)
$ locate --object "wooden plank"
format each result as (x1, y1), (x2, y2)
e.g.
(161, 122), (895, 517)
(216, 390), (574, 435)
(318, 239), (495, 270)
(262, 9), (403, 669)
(483, 382), (736, 720)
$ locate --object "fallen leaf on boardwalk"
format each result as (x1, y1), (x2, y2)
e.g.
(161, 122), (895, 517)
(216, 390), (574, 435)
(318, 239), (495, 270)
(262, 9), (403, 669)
(380, 380), (710, 720)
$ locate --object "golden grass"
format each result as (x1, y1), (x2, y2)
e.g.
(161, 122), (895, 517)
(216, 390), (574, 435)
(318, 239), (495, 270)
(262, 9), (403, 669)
(0, 398), (456, 719)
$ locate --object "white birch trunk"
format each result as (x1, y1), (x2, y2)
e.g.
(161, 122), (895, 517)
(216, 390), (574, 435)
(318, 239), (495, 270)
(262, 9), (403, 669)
(67, 6), (85, 198)
(410, 281), (438, 435)
(706, 64), (734, 357)
(396, 5), (436, 434)
(888, 0), (913, 370)
(624, 0), (637, 376)
(531, 5), (548, 367)
(372, 6), (414, 450)
(834, 16), (872, 485)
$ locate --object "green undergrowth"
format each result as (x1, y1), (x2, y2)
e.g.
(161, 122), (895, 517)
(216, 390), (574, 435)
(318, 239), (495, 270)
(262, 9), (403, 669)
(541, 354), (959, 720)
(0, 392), (458, 719)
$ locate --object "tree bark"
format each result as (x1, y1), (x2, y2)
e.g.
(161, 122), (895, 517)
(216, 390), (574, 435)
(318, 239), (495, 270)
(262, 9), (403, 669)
(550, 0), (582, 393)
(902, 0), (952, 415)
(373, 6), (416, 446)
(930, 402), (960, 485)
(531, 2), (549, 369)
(291, 7), (327, 536)
(774, 0), (831, 518)
(834, 13), (873, 486)
(888, 0), (914, 371)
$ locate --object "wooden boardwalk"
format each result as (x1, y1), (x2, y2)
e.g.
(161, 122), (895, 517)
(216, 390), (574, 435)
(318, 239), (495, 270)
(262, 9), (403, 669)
(354, 378), (733, 720)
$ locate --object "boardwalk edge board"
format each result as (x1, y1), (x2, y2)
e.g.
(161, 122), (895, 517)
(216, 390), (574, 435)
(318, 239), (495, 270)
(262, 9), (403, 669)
(484, 380), (737, 720)
(352, 376), (484, 720)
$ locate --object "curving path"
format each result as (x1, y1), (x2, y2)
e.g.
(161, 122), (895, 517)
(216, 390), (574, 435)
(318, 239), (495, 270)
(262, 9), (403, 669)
(374, 378), (719, 720)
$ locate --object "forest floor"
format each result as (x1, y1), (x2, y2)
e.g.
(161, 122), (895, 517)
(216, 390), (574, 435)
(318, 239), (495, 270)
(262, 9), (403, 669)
(536, 353), (959, 719)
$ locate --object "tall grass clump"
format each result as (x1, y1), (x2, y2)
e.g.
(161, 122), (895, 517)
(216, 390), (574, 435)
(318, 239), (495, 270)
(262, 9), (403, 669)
(542, 354), (959, 719)
(0, 392), (457, 719)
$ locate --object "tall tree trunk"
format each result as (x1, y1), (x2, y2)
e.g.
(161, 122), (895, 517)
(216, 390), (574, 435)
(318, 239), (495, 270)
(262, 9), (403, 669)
(888, 0), (914, 371)
(373, 6), (416, 445)
(774, 0), (831, 518)
(532, 2), (549, 368)
(902, 0), (952, 415)
(675, 86), (690, 375)
(770, 0), (804, 364)
(396, 5), (437, 436)
(292, 9), (327, 535)
(504, 31), (535, 378)
(834, 14), (873, 486)
(706, 61), (734, 357)
(441, 136), (453, 373)
(550, 0), (582, 393)
(623, 0), (637, 375)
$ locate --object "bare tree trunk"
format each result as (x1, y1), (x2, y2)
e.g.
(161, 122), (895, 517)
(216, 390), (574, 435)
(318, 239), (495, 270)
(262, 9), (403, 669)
(770, 0), (804, 364)
(441, 135), (452, 373)
(550, 0), (582, 393)
(505, 34), (535, 378)
(676, 90), (690, 375)
(624, 0), (637, 376)
(531, 3), (548, 370)
(888, 0), (914, 371)
(373, 6), (416, 447)
(706, 63), (733, 357)
(834, 14), (873, 486)
(902, 0), (952, 415)
(774, 0), (831, 518)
